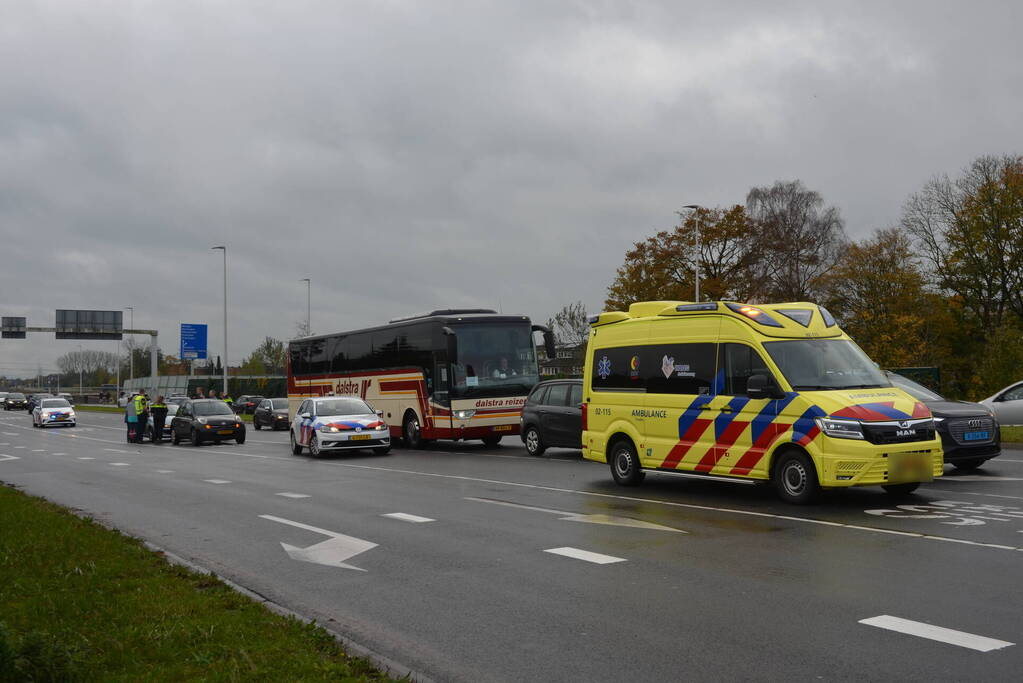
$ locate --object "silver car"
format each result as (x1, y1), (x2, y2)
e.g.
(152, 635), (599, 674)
(147, 402), (181, 440)
(32, 398), (76, 428)
(981, 382), (1023, 425)
(290, 396), (391, 457)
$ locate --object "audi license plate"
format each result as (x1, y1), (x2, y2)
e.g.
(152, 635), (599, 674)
(964, 431), (989, 441)
(350, 434), (371, 440)
(217, 429), (234, 435)
(494, 425), (513, 432)
(890, 453), (933, 483)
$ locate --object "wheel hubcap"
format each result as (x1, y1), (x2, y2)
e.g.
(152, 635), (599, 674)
(526, 430), (538, 451)
(615, 450), (632, 477)
(783, 461), (806, 495)
(407, 419), (418, 441)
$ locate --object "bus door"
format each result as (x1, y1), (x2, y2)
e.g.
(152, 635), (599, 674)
(434, 361), (452, 435)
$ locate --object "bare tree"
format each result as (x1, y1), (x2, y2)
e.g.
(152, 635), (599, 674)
(547, 301), (590, 347)
(746, 180), (846, 301)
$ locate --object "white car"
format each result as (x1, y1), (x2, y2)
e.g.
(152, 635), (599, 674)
(980, 382), (1023, 425)
(32, 398), (76, 428)
(146, 402), (181, 440)
(290, 396), (391, 457)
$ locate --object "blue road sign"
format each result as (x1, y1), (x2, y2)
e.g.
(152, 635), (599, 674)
(180, 323), (208, 360)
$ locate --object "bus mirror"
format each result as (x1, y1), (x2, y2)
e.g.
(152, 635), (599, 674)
(532, 324), (556, 359)
(442, 326), (458, 362)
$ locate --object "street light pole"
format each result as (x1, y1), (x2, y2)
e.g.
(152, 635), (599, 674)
(78, 344), (83, 397)
(300, 278), (311, 335)
(682, 205), (703, 302)
(124, 306), (134, 382)
(212, 246), (228, 397)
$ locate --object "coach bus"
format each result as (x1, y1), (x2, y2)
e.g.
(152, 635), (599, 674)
(287, 309), (556, 448)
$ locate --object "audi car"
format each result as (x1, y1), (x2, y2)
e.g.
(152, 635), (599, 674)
(170, 399), (246, 446)
(32, 398), (76, 428)
(253, 397), (289, 430)
(290, 396), (390, 457)
(886, 371), (1000, 470)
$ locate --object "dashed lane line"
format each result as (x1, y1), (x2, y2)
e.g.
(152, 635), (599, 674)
(544, 547), (626, 565)
(77, 457), (94, 460)
(382, 513), (434, 523)
(155, 470), (175, 474)
(276, 492), (311, 499)
(204, 479), (232, 485)
(109, 462), (131, 467)
(859, 615), (1013, 652)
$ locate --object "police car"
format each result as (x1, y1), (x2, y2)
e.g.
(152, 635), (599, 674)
(32, 398), (76, 428)
(290, 396), (391, 457)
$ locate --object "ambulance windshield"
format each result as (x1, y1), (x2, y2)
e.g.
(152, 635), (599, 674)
(763, 339), (889, 391)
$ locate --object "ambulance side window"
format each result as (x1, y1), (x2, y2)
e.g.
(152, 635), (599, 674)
(722, 343), (773, 396)
(645, 343), (716, 395)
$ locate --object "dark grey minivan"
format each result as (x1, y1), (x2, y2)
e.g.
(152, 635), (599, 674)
(520, 379), (583, 456)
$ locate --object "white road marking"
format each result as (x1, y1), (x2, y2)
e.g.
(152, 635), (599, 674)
(0, 454), (19, 462)
(155, 470), (174, 474)
(109, 462), (130, 466)
(259, 514), (377, 571)
(103, 448), (131, 454)
(52, 452), (66, 456)
(2, 432), (17, 436)
(467, 496), (685, 532)
(77, 457), (94, 460)
(0, 442), (9, 445)
(31, 449), (45, 452)
(14, 446), (25, 449)
(203, 479), (232, 484)
(859, 615), (1014, 652)
(276, 492), (311, 499)
(544, 547), (627, 565)
(383, 512), (435, 523)
(939, 475), (1023, 482)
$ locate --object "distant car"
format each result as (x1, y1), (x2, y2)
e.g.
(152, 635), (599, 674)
(170, 399), (246, 446)
(253, 398), (289, 430)
(290, 396), (390, 457)
(26, 393), (54, 413)
(32, 398), (76, 428)
(3, 392), (27, 410)
(887, 372), (1000, 470)
(234, 395), (265, 415)
(56, 392), (75, 405)
(146, 402), (182, 440)
(980, 381), (1023, 426)
(168, 394), (188, 403)
(519, 379), (583, 456)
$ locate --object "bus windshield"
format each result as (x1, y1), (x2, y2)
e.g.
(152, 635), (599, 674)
(451, 322), (539, 398)
(763, 339), (889, 391)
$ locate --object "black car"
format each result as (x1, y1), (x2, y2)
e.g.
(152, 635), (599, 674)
(2, 392), (27, 410)
(170, 399), (246, 446)
(520, 379), (583, 456)
(26, 393), (54, 413)
(253, 397), (289, 430)
(887, 371), (1000, 470)
(234, 395), (265, 414)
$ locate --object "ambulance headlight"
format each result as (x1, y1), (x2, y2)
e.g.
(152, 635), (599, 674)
(454, 409), (476, 420)
(815, 417), (865, 440)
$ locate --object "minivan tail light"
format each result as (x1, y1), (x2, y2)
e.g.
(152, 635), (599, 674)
(581, 402), (588, 431)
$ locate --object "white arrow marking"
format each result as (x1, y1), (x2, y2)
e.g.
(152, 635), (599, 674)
(466, 496), (686, 533)
(259, 514), (377, 571)
(0, 454), (19, 462)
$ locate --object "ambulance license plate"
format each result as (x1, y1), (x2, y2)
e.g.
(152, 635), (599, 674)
(350, 434), (371, 440)
(494, 425), (512, 432)
(891, 453), (933, 483)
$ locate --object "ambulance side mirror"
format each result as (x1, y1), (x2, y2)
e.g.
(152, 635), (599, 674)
(747, 374), (783, 400)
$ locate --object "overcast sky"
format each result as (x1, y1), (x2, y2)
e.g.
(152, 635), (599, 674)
(1, 0), (1021, 379)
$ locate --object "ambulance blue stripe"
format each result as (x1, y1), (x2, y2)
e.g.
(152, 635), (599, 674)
(715, 396), (751, 439)
(750, 392), (797, 442)
(677, 395), (715, 437)
(859, 402), (912, 420)
(791, 405), (826, 440)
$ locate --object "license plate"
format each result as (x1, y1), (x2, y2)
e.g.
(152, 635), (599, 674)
(350, 434), (371, 441)
(494, 425), (513, 432)
(964, 431), (989, 441)
(891, 453), (933, 483)
(217, 429), (234, 435)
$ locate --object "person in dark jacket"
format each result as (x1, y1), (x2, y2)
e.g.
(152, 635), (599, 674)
(149, 395), (169, 444)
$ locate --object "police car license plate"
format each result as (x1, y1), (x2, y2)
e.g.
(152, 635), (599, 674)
(964, 431), (989, 441)
(494, 425), (512, 432)
(217, 429), (233, 435)
(891, 453), (933, 483)
(350, 434), (371, 440)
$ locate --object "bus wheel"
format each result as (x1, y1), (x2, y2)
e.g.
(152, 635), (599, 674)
(773, 450), (819, 504)
(609, 439), (645, 486)
(482, 435), (502, 448)
(403, 412), (424, 449)
(290, 431), (303, 455)
(882, 482), (920, 496)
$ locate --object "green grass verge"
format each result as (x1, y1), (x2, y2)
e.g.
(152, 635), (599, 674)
(1001, 425), (1023, 443)
(0, 485), (395, 681)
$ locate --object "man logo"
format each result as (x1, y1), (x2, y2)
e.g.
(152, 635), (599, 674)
(899, 421), (910, 429)
(896, 429), (915, 438)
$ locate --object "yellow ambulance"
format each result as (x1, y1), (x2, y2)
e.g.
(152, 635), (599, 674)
(582, 301), (942, 503)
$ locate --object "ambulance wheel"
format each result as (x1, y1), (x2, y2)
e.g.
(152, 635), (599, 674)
(609, 439), (645, 486)
(403, 411), (425, 449)
(773, 450), (819, 504)
(882, 483), (920, 496)
(290, 431), (303, 455)
(524, 426), (545, 457)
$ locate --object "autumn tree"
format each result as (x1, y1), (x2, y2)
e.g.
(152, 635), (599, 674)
(746, 180), (846, 301)
(902, 154), (1023, 331)
(243, 336), (287, 375)
(604, 205), (764, 310)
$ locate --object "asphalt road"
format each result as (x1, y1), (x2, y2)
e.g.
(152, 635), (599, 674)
(2, 409), (1022, 682)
